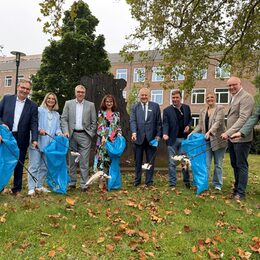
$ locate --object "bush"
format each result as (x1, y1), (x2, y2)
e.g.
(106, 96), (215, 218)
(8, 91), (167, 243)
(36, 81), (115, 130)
(250, 128), (260, 154)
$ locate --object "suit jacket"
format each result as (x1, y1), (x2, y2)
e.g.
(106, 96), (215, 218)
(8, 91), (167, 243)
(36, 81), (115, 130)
(240, 102), (260, 137)
(61, 99), (97, 137)
(130, 101), (162, 145)
(162, 104), (192, 146)
(226, 89), (254, 143)
(193, 105), (227, 151)
(0, 95), (38, 149)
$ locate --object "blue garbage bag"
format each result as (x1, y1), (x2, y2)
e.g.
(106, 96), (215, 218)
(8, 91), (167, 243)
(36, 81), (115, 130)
(43, 136), (69, 194)
(149, 139), (159, 147)
(181, 133), (208, 195)
(0, 125), (19, 192)
(105, 136), (126, 191)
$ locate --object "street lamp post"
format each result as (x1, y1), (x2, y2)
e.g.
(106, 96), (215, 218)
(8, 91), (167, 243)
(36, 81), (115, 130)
(10, 51), (26, 95)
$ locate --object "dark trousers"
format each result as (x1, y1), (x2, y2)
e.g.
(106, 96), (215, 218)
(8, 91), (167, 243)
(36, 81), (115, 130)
(134, 138), (157, 186)
(228, 141), (251, 198)
(12, 133), (28, 193)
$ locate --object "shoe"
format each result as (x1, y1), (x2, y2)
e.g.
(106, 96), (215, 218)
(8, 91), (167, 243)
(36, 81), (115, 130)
(36, 187), (51, 193)
(233, 194), (245, 201)
(68, 185), (76, 191)
(28, 189), (35, 196)
(215, 186), (222, 191)
(11, 191), (22, 197)
(80, 187), (88, 192)
(133, 182), (140, 187)
(185, 183), (191, 189)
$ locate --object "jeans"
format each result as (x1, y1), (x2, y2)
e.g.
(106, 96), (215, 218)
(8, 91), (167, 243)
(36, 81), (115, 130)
(28, 147), (48, 191)
(228, 141), (251, 198)
(168, 138), (190, 186)
(206, 142), (225, 189)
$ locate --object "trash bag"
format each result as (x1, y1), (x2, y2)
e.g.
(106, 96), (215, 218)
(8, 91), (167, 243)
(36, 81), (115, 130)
(43, 136), (69, 194)
(105, 136), (126, 191)
(0, 125), (19, 192)
(181, 133), (208, 195)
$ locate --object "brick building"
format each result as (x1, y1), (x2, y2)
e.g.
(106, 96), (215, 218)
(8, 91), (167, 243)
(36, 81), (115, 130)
(0, 52), (256, 126)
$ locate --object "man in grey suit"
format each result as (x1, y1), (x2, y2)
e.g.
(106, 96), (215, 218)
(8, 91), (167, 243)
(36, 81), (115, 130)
(221, 76), (254, 200)
(61, 85), (97, 191)
(130, 87), (162, 187)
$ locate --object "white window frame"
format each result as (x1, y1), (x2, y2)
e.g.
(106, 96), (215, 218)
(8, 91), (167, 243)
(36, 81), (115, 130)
(133, 68), (145, 82)
(18, 75), (24, 84)
(191, 88), (206, 104)
(152, 67), (164, 82)
(151, 90), (163, 105)
(214, 88), (229, 104)
(195, 68), (207, 80)
(122, 90), (127, 99)
(4, 76), (12, 87)
(116, 68), (127, 81)
(192, 114), (200, 127)
(215, 64), (231, 78)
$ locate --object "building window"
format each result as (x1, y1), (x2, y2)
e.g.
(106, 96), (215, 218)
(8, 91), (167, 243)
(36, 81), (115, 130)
(215, 88), (229, 104)
(18, 75), (24, 84)
(116, 69), (127, 81)
(133, 68), (145, 82)
(215, 64), (231, 78)
(122, 90), (127, 99)
(4, 76), (12, 87)
(191, 88), (206, 104)
(194, 68), (207, 80)
(152, 67), (164, 82)
(151, 90), (163, 105)
(172, 66), (185, 81)
(192, 114), (200, 127)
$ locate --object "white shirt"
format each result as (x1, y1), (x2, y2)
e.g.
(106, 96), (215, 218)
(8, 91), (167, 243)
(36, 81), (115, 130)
(75, 100), (84, 130)
(142, 102), (148, 121)
(12, 97), (26, 132)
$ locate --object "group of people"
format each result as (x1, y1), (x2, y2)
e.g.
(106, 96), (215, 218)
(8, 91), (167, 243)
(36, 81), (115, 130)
(0, 76), (259, 200)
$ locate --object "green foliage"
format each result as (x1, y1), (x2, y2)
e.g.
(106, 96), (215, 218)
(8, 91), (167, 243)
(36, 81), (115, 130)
(253, 74), (260, 106)
(0, 155), (259, 258)
(124, 0), (260, 92)
(251, 128), (260, 154)
(126, 83), (140, 114)
(32, 1), (110, 109)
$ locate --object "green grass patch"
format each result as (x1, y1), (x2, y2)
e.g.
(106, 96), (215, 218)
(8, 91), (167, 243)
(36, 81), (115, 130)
(0, 154), (259, 259)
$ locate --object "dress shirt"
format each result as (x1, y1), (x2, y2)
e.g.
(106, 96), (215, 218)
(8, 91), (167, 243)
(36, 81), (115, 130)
(142, 102), (148, 121)
(75, 100), (84, 130)
(12, 97), (26, 132)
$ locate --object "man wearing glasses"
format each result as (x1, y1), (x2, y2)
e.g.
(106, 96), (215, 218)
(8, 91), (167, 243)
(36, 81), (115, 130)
(61, 85), (96, 192)
(0, 79), (38, 196)
(221, 76), (254, 200)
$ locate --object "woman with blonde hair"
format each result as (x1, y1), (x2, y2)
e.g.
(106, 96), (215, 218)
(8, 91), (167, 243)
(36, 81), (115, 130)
(28, 92), (62, 196)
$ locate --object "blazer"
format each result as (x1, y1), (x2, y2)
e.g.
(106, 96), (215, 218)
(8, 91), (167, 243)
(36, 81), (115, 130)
(130, 101), (162, 145)
(0, 94), (38, 149)
(162, 104), (192, 146)
(226, 89), (254, 143)
(61, 99), (97, 138)
(192, 105), (227, 151)
(240, 102), (260, 137)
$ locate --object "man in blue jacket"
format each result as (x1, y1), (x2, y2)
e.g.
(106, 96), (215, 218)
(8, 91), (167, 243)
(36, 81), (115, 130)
(163, 89), (192, 188)
(130, 87), (162, 187)
(0, 79), (38, 196)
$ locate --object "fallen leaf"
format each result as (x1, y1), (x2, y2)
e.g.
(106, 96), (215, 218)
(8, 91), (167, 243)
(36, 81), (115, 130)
(106, 244), (114, 252)
(20, 242), (30, 249)
(38, 257), (45, 260)
(184, 208), (191, 215)
(236, 248), (252, 259)
(139, 250), (146, 260)
(129, 240), (139, 251)
(236, 227), (244, 234)
(57, 246), (64, 251)
(113, 234), (122, 242)
(249, 237), (260, 253)
(0, 214), (7, 223)
(205, 238), (212, 244)
(48, 250), (56, 257)
(192, 246), (198, 253)
(146, 252), (155, 257)
(208, 250), (220, 259)
(184, 225), (192, 233)
(97, 237), (105, 243)
(138, 230), (149, 242)
(66, 197), (76, 206)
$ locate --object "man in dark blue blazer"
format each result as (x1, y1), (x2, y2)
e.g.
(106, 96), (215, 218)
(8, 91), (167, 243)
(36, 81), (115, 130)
(0, 79), (38, 195)
(130, 87), (162, 187)
(163, 89), (192, 188)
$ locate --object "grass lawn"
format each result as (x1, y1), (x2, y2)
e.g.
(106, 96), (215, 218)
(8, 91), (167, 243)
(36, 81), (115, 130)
(0, 154), (259, 259)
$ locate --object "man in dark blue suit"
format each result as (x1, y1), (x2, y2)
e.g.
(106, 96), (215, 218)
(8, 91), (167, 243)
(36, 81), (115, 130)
(130, 87), (162, 187)
(163, 89), (192, 188)
(0, 79), (38, 196)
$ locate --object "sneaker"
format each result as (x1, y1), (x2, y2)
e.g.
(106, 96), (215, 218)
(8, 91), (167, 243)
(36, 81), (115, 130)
(233, 194), (245, 201)
(28, 189), (35, 196)
(36, 187), (51, 193)
(215, 186), (222, 191)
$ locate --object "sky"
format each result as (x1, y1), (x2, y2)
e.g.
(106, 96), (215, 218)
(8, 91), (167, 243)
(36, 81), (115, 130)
(0, 0), (137, 57)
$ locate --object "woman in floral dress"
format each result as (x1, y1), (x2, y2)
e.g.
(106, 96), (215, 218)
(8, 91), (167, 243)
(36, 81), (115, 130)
(94, 95), (122, 178)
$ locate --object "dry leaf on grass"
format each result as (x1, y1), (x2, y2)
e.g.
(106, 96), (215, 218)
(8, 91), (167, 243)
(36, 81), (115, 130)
(249, 237), (260, 253)
(208, 250), (220, 259)
(184, 208), (191, 215)
(97, 236), (105, 243)
(0, 214), (7, 223)
(192, 246), (198, 253)
(106, 244), (115, 252)
(48, 250), (56, 257)
(66, 197), (76, 206)
(236, 248), (252, 259)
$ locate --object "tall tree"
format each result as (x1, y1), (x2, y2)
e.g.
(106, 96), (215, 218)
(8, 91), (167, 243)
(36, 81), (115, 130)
(122, 0), (260, 91)
(32, 0), (110, 108)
